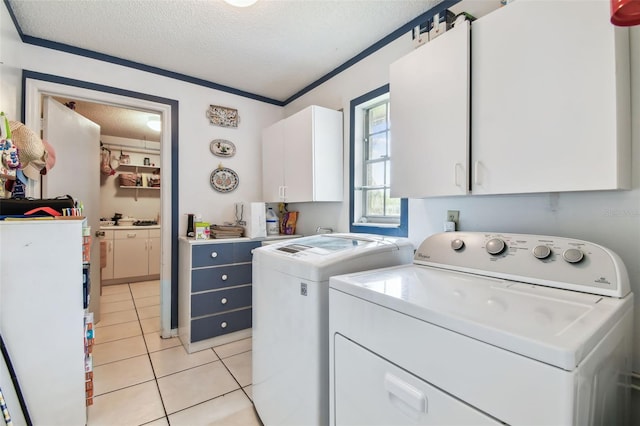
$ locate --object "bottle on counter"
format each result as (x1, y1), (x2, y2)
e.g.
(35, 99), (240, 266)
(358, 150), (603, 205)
(266, 207), (279, 236)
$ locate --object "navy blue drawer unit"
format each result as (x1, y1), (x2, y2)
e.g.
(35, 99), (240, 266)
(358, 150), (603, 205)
(178, 238), (261, 353)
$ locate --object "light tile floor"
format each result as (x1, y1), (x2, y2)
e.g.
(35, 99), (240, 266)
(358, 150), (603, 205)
(88, 280), (262, 426)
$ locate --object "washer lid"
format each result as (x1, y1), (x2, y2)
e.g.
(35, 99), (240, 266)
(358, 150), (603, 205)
(329, 265), (633, 370)
(254, 233), (414, 281)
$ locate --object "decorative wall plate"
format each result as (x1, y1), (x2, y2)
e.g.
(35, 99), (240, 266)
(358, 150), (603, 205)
(210, 139), (236, 157)
(206, 105), (238, 128)
(210, 167), (239, 192)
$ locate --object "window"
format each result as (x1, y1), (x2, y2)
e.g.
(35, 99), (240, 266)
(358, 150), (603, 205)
(350, 84), (407, 237)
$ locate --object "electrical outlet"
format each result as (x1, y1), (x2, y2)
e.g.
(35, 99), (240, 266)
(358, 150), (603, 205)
(447, 210), (459, 223)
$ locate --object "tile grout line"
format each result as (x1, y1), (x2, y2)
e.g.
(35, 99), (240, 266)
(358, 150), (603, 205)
(131, 282), (171, 424)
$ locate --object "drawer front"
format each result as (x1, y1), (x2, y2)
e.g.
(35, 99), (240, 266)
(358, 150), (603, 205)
(191, 285), (252, 317)
(191, 264), (252, 292)
(233, 241), (261, 263)
(148, 229), (161, 238)
(190, 308), (252, 342)
(192, 244), (234, 267)
(114, 230), (147, 240)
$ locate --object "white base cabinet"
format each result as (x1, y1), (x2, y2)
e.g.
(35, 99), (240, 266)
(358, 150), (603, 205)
(262, 105), (343, 203)
(103, 227), (161, 283)
(0, 221), (87, 425)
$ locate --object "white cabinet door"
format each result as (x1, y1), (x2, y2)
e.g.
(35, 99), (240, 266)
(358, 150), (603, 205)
(390, 21), (470, 198)
(471, 0), (630, 195)
(113, 230), (148, 278)
(262, 120), (285, 202)
(283, 106), (315, 202)
(100, 230), (114, 280)
(309, 106), (343, 202)
(148, 230), (161, 275)
(262, 106), (343, 203)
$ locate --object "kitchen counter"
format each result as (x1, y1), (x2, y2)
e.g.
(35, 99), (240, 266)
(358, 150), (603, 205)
(179, 234), (302, 245)
(101, 225), (161, 230)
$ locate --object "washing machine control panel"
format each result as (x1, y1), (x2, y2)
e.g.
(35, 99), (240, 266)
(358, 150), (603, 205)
(414, 232), (630, 298)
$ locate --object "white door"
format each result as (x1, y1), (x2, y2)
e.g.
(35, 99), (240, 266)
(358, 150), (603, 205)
(43, 96), (102, 318)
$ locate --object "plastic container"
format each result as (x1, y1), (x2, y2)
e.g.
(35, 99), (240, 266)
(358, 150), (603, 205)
(266, 207), (279, 236)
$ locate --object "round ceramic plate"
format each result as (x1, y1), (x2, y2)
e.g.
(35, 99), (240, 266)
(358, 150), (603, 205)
(210, 139), (236, 158)
(210, 167), (239, 192)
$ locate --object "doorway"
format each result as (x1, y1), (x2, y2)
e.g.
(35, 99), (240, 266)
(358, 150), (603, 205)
(22, 71), (179, 337)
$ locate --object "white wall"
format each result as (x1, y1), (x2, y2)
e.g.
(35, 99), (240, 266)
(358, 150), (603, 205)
(100, 135), (161, 221)
(0, 1), (283, 236)
(285, 10), (640, 378)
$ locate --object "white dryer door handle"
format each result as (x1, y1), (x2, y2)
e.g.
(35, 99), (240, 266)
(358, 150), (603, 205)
(384, 373), (427, 413)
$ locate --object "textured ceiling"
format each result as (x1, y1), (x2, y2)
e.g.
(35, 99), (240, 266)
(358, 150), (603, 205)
(53, 97), (162, 142)
(9, 0), (446, 103)
(10, 0), (500, 138)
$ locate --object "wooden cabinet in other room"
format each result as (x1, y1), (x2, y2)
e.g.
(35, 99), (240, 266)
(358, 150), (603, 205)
(112, 228), (161, 280)
(100, 230), (115, 280)
(262, 105), (343, 203)
(390, 1), (630, 197)
(179, 238), (261, 353)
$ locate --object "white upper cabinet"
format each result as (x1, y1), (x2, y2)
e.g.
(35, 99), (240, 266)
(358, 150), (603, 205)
(390, 20), (470, 198)
(262, 105), (343, 203)
(471, 0), (630, 195)
(390, 1), (630, 198)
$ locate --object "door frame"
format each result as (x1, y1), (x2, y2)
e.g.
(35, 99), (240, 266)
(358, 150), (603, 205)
(22, 70), (179, 337)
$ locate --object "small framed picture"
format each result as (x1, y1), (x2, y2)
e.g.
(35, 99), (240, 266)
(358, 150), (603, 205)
(143, 157), (151, 166)
(207, 105), (239, 128)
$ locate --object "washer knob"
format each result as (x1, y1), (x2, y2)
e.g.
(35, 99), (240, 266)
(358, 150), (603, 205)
(451, 239), (465, 251)
(486, 238), (506, 255)
(563, 248), (584, 264)
(532, 245), (552, 259)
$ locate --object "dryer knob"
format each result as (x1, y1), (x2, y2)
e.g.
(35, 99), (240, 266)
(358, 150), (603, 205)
(451, 239), (465, 251)
(563, 248), (584, 264)
(532, 245), (552, 259)
(486, 238), (506, 255)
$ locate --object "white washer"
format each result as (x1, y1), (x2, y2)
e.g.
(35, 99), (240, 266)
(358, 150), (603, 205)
(252, 233), (414, 426)
(329, 232), (634, 425)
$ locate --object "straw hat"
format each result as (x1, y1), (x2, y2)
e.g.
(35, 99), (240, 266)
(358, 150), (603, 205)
(9, 121), (46, 180)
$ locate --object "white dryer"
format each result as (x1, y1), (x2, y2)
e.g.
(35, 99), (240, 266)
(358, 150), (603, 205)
(252, 233), (414, 426)
(329, 232), (634, 425)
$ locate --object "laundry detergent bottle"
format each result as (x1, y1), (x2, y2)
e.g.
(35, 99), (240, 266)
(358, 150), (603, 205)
(266, 207), (279, 236)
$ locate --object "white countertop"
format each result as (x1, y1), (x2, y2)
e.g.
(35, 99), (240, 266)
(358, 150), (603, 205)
(101, 225), (161, 230)
(179, 234), (302, 245)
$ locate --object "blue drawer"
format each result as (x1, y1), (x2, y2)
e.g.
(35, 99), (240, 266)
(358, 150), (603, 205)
(234, 241), (261, 263)
(191, 308), (252, 342)
(191, 285), (252, 318)
(191, 264), (252, 292)
(192, 244), (234, 268)
(191, 241), (260, 267)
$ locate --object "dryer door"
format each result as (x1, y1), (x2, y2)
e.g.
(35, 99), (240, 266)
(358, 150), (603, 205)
(333, 334), (502, 425)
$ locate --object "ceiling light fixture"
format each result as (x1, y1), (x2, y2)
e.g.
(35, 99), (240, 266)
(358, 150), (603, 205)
(147, 118), (161, 132)
(611, 0), (640, 26)
(224, 0), (258, 7)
